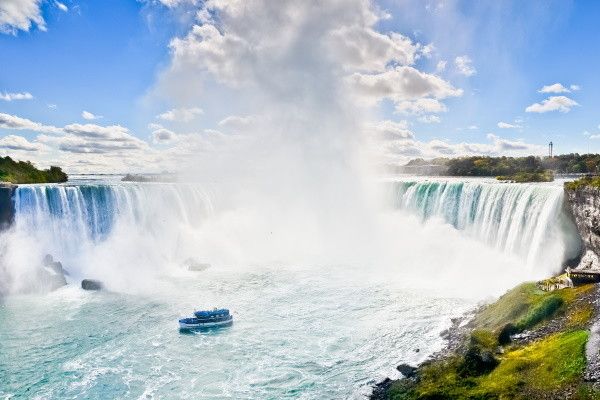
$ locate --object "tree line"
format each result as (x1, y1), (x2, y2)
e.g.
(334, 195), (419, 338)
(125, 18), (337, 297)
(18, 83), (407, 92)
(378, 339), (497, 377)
(0, 156), (68, 184)
(406, 154), (600, 176)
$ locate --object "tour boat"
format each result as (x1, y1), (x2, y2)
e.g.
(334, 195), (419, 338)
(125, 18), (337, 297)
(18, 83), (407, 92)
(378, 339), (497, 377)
(178, 308), (233, 330)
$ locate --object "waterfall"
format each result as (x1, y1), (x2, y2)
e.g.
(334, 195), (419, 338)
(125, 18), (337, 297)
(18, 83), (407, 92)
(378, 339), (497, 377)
(1, 183), (216, 292)
(0, 178), (580, 295)
(389, 178), (579, 268)
(13, 183), (214, 242)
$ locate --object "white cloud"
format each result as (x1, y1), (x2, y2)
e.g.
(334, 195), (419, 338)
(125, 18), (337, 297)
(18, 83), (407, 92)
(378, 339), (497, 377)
(467, 125), (478, 130)
(570, 84), (581, 91)
(157, 0), (198, 7)
(486, 133), (533, 151)
(420, 43), (434, 58)
(0, 92), (33, 101)
(367, 120), (414, 140)
(157, 107), (203, 122)
(418, 115), (441, 124)
(497, 121), (522, 129)
(0, 0), (45, 34)
(165, 0), (457, 113)
(525, 96), (578, 113)
(329, 26), (421, 72)
(217, 115), (258, 132)
(454, 55), (476, 76)
(166, 0), (433, 90)
(63, 123), (134, 140)
(538, 83), (571, 93)
(379, 131), (542, 163)
(395, 98), (447, 115)
(0, 135), (44, 151)
(55, 1), (68, 12)
(82, 111), (102, 120)
(0, 112), (61, 133)
(149, 124), (178, 144)
(349, 66), (462, 105)
(0, 112), (198, 173)
(47, 104), (57, 109)
(436, 60), (447, 72)
(42, 124), (147, 154)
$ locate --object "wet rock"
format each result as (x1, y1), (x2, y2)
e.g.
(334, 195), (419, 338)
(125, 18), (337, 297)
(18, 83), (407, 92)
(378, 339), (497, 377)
(0, 183), (16, 230)
(184, 258), (210, 272)
(585, 286), (600, 382)
(43, 254), (69, 276)
(565, 186), (600, 269)
(40, 254), (67, 291)
(370, 378), (392, 400)
(397, 363), (418, 378)
(81, 279), (103, 291)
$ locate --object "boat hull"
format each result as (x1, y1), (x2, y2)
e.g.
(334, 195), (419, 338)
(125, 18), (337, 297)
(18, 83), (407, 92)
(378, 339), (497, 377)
(178, 316), (233, 330)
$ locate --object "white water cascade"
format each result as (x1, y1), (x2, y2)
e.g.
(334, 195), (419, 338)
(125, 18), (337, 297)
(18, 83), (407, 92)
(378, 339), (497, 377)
(1, 182), (216, 293)
(0, 177), (581, 295)
(388, 178), (581, 269)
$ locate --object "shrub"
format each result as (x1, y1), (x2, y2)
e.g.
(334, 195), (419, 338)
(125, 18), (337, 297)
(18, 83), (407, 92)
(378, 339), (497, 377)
(516, 295), (563, 331)
(498, 323), (519, 345)
(458, 330), (499, 377)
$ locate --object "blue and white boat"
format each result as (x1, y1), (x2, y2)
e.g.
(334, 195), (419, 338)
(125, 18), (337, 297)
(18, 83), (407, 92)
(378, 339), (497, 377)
(179, 308), (233, 330)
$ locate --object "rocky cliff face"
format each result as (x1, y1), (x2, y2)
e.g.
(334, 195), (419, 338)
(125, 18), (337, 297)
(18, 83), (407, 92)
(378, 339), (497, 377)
(565, 186), (600, 269)
(0, 183), (16, 230)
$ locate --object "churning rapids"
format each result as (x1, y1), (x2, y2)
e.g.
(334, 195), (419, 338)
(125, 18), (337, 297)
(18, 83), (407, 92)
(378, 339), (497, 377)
(0, 176), (580, 399)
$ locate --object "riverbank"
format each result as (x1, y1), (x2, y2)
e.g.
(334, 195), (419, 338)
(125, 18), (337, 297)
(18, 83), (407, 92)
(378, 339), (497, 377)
(371, 281), (600, 399)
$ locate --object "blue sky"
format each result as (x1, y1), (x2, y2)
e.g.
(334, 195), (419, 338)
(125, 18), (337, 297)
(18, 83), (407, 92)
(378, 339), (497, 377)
(0, 0), (599, 172)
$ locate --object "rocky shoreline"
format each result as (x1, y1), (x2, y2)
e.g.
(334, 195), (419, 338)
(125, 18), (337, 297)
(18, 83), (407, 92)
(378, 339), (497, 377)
(369, 310), (478, 400)
(370, 282), (600, 399)
(370, 179), (600, 399)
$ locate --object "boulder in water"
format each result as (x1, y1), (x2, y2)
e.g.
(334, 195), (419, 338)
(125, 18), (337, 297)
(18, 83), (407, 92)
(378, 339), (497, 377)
(81, 279), (104, 291)
(184, 258), (210, 272)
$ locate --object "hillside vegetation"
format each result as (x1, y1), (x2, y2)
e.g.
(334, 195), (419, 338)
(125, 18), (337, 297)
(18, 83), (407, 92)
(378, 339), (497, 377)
(565, 175), (600, 191)
(387, 283), (599, 400)
(0, 156), (68, 184)
(405, 154), (600, 179)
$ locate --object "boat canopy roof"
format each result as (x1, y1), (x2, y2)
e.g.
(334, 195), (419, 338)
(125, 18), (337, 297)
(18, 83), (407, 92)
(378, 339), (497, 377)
(194, 308), (230, 318)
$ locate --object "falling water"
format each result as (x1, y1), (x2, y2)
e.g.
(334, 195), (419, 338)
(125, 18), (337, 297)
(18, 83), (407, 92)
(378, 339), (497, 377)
(388, 178), (579, 268)
(14, 183), (214, 241)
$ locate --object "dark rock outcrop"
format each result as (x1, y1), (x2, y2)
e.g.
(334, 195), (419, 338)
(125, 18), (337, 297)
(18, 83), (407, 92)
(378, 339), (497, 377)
(565, 185), (600, 269)
(396, 364), (418, 378)
(81, 279), (103, 291)
(0, 182), (16, 230)
(370, 378), (393, 400)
